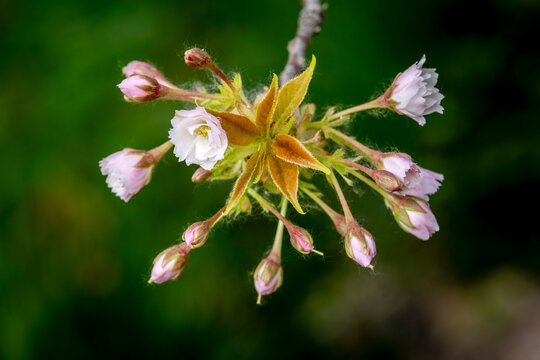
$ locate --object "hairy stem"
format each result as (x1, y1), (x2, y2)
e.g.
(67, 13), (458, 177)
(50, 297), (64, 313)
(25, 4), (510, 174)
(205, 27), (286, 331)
(329, 172), (354, 223)
(271, 196), (288, 257)
(329, 97), (384, 120)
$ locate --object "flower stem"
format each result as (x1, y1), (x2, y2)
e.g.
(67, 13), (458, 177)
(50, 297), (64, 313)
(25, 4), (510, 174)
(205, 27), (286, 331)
(301, 187), (341, 220)
(247, 189), (289, 225)
(323, 126), (379, 162)
(147, 141), (173, 164)
(342, 160), (373, 177)
(161, 86), (223, 101)
(208, 205), (227, 226)
(209, 64), (235, 92)
(329, 171), (354, 224)
(271, 196), (288, 257)
(348, 168), (391, 200)
(329, 97), (384, 120)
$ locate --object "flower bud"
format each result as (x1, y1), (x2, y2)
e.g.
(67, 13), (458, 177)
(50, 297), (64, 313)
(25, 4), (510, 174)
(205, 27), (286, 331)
(192, 167), (212, 182)
(287, 224), (315, 254)
(254, 252), (283, 303)
(117, 75), (161, 102)
(372, 170), (402, 192)
(149, 243), (191, 284)
(182, 221), (211, 249)
(344, 222), (376, 267)
(238, 195), (252, 214)
(386, 195), (439, 240)
(122, 61), (164, 79)
(184, 48), (212, 69)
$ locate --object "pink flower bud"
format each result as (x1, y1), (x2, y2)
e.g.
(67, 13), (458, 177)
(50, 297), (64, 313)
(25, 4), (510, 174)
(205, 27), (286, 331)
(149, 243), (191, 284)
(286, 224), (315, 254)
(184, 48), (212, 68)
(387, 195), (439, 240)
(122, 61), (164, 79)
(387, 55), (444, 126)
(253, 252), (283, 299)
(371, 169), (402, 192)
(191, 167), (212, 182)
(344, 222), (376, 267)
(117, 75), (161, 102)
(99, 148), (155, 202)
(182, 221), (211, 249)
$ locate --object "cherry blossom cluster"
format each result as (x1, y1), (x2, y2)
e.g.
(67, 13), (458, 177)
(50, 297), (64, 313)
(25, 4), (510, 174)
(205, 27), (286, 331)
(100, 49), (444, 304)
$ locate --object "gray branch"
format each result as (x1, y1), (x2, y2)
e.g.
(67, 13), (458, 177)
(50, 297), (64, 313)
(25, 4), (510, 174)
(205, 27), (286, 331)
(279, 0), (326, 85)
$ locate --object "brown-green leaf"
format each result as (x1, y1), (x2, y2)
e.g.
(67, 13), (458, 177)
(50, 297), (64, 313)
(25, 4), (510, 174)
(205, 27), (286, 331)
(225, 151), (262, 214)
(207, 109), (259, 146)
(272, 55), (316, 135)
(267, 153), (304, 214)
(272, 134), (330, 174)
(256, 74), (279, 136)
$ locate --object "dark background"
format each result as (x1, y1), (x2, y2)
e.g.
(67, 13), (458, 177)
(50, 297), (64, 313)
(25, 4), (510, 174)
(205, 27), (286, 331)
(1, 0), (539, 359)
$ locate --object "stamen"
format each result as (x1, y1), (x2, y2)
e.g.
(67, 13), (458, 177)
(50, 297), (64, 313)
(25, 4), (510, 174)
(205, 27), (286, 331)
(194, 125), (211, 138)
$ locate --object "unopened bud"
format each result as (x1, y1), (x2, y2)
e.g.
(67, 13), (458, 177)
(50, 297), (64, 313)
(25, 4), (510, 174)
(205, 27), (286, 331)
(192, 167), (212, 182)
(184, 48), (212, 69)
(123, 61), (163, 79)
(386, 195), (439, 241)
(238, 195), (252, 214)
(287, 225), (315, 254)
(182, 221), (211, 249)
(254, 252), (283, 304)
(372, 170), (402, 191)
(117, 75), (161, 102)
(344, 221), (376, 267)
(149, 243), (191, 284)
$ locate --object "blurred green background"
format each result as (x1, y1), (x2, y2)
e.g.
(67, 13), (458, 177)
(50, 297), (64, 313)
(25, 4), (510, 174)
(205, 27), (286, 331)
(1, 0), (539, 359)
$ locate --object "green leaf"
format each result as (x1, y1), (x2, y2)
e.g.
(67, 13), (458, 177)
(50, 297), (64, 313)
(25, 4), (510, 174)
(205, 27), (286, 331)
(267, 153), (304, 214)
(272, 134), (330, 174)
(206, 109), (259, 146)
(225, 151), (264, 215)
(255, 74), (279, 136)
(272, 55), (316, 135)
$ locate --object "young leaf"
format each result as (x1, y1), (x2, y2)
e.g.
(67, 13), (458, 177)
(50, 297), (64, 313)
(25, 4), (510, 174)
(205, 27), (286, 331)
(225, 151), (263, 214)
(206, 109), (259, 146)
(256, 74), (279, 136)
(252, 149), (267, 184)
(267, 153), (304, 214)
(272, 134), (330, 174)
(272, 55), (316, 134)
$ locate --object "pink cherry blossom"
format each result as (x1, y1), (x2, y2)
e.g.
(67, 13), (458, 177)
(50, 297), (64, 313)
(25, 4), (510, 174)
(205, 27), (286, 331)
(389, 55), (444, 125)
(378, 152), (443, 200)
(99, 149), (154, 202)
(169, 107), (228, 170)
